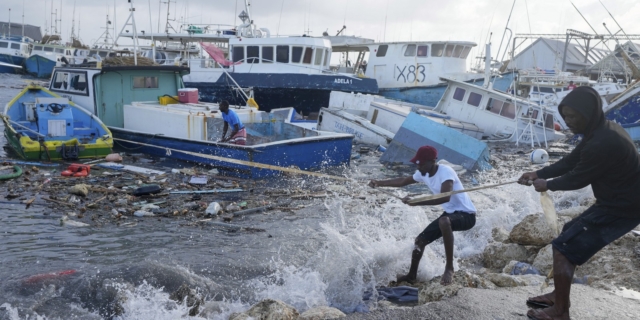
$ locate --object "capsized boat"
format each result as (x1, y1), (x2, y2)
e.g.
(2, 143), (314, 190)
(2, 85), (113, 160)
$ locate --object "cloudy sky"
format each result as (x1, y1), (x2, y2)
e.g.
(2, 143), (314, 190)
(1, 0), (639, 61)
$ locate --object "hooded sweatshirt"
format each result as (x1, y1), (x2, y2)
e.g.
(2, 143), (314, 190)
(536, 86), (640, 218)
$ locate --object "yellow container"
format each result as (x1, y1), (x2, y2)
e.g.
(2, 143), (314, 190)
(159, 96), (179, 105)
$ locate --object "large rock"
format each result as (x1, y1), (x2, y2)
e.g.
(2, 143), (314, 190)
(491, 227), (510, 243)
(298, 306), (346, 320)
(418, 270), (496, 304)
(229, 299), (299, 320)
(169, 284), (203, 316)
(509, 214), (556, 246)
(484, 273), (547, 287)
(482, 243), (538, 270)
(532, 244), (554, 276)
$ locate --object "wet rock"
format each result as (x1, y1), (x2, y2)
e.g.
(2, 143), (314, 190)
(68, 184), (89, 197)
(491, 227), (510, 243)
(229, 299), (299, 320)
(509, 214), (556, 246)
(298, 306), (346, 320)
(169, 284), (203, 316)
(484, 273), (546, 287)
(532, 244), (554, 276)
(417, 270), (495, 304)
(482, 243), (537, 270)
(557, 205), (587, 219)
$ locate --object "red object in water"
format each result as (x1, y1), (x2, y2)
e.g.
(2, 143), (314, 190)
(24, 269), (77, 284)
(554, 123), (561, 131)
(61, 163), (91, 177)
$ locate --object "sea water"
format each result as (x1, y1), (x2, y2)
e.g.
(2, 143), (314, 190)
(0, 74), (594, 319)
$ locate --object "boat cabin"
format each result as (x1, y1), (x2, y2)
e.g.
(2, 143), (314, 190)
(435, 78), (561, 145)
(49, 65), (189, 127)
(331, 41), (477, 88)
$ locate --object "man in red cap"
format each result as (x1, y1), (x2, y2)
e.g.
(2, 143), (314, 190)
(369, 145), (477, 285)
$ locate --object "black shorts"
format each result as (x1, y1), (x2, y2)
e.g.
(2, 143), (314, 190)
(552, 206), (640, 266)
(417, 211), (476, 244)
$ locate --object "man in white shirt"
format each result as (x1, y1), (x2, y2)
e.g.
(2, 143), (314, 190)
(369, 145), (477, 285)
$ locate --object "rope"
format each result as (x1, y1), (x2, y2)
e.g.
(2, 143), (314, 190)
(407, 180), (518, 204)
(112, 138), (350, 181)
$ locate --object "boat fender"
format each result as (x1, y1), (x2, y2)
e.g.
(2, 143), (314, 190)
(530, 149), (549, 164)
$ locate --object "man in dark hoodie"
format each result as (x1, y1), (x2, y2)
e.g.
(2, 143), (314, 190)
(518, 86), (640, 320)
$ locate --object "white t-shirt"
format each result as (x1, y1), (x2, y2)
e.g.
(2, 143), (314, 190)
(412, 165), (477, 214)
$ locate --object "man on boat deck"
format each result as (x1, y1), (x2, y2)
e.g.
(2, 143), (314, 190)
(566, 80), (576, 90)
(369, 146), (477, 286)
(219, 100), (246, 145)
(518, 86), (640, 320)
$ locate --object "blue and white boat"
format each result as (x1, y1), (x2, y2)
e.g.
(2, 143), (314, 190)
(330, 38), (514, 107)
(0, 35), (32, 74)
(25, 37), (74, 78)
(124, 0), (378, 116)
(47, 64), (354, 178)
(604, 81), (640, 126)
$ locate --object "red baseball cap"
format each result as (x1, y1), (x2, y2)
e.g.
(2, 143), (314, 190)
(410, 146), (438, 164)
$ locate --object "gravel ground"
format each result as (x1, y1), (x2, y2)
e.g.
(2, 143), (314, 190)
(344, 286), (640, 320)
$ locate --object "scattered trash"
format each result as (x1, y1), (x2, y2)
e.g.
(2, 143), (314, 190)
(509, 262), (542, 276)
(376, 145), (387, 152)
(189, 175), (208, 185)
(61, 164), (91, 177)
(98, 163), (165, 175)
(60, 216), (90, 227)
(226, 203), (241, 213)
(133, 210), (155, 217)
(208, 168), (219, 175)
(105, 153), (123, 162)
(68, 184), (90, 197)
(205, 202), (222, 215)
(358, 146), (371, 154)
(169, 188), (243, 194)
(132, 184), (162, 196)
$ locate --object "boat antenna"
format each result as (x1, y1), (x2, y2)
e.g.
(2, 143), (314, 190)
(383, 0), (389, 41)
(495, 0), (516, 67)
(115, 0), (140, 65)
(70, 1), (76, 41)
(276, 0), (284, 36)
(21, 0), (24, 38)
(8, 8), (11, 37)
(602, 23), (640, 81)
(148, 0), (155, 63)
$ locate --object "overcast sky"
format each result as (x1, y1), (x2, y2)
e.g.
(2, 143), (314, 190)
(1, 0), (639, 62)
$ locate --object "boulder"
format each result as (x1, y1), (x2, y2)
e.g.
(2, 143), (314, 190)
(532, 244), (554, 276)
(169, 284), (203, 316)
(509, 214), (556, 246)
(491, 227), (510, 243)
(557, 206), (587, 219)
(418, 270), (496, 304)
(484, 273), (547, 287)
(298, 306), (346, 320)
(68, 184), (89, 197)
(229, 299), (299, 320)
(482, 243), (538, 270)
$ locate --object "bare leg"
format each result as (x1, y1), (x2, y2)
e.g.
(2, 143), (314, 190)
(396, 238), (427, 283)
(527, 248), (574, 319)
(439, 216), (455, 286)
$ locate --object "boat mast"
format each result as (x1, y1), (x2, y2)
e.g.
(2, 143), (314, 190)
(115, 0), (140, 65)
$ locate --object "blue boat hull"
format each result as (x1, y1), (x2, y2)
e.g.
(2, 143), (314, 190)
(110, 125), (353, 178)
(378, 72), (516, 107)
(622, 123), (640, 142)
(25, 55), (56, 78)
(0, 54), (25, 74)
(380, 112), (492, 171)
(605, 91), (640, 125)
(185, 73), (378, 115)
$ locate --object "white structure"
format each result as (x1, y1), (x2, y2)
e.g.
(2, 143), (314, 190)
(507, 38), (610, 73)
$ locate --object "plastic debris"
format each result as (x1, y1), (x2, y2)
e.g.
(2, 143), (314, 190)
(205, 202), (222, 215)
(189, 175), (208, 185)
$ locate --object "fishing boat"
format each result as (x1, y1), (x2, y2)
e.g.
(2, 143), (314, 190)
(0, 35), (32, 74)
(123, 0), (378, 116)
(1, 85), (113, 160)
(315, 91), (483, 147)
(48, 64), (354, 178)
(604, 80), (640, 126)
(25, 39), (74, 78)
(330, 38), (515, 107)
